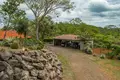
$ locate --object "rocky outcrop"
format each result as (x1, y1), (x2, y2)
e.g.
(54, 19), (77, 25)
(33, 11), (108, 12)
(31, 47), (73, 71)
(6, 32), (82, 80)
(0, 49), (63, 80)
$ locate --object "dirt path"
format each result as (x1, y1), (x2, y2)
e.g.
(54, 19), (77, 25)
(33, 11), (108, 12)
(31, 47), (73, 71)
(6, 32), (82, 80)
(47, 45), (112, 80)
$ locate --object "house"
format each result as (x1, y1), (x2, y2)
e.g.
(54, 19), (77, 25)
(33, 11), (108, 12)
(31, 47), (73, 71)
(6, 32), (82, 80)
(53, 34), (93, 50)
(0, 30), (31, 40)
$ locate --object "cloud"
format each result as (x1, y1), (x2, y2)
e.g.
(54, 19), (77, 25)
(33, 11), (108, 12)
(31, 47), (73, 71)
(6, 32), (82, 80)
(0, 0), (6, 5)
(88, 0), (120, 13)
(1, 0), (120, 27)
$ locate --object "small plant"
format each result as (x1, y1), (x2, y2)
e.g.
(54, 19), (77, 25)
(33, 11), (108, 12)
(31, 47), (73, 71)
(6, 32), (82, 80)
(84, 47), (93, 54)
(84, 41), (93, 54)
(106, 52), (115, 59)
(100, 54), (106, 59)
(10, 42), (19, 49)
(116, 54), (120, 60)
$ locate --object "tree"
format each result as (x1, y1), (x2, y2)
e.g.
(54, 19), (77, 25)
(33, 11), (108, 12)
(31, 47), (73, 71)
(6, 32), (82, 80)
(70, 18), (82, 25)
(13, 18), (29, 38)
(38, 16), (54, 40)
(24, 0), (74, 40)
(0, 0), (24, 39)
(11, 8), (28, 37)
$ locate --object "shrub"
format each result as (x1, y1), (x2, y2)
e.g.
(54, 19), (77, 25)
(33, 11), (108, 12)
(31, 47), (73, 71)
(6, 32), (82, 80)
(84, 47), (93, 54)
(1, 38), (18, 47)
(116, 54), (120, 60)
(106, 52), (115, 59)
(24, 39), (44, 50)
(2, 40), (10, 47)
(84, 41), (93, 54)
(10, 42), (19, 49)
(100, 54), (106, 59)
(105, 45), (120, 60)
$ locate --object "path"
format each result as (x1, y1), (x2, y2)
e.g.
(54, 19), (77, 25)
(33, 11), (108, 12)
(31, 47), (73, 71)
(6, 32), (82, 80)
(47, 45), (111, 80)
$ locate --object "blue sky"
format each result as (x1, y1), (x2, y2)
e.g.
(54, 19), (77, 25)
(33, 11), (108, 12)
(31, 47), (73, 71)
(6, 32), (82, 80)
(0, 0), (120, 27)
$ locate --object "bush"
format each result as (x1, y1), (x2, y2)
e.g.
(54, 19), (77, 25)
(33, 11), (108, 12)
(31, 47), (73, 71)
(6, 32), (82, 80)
(116, 54), (120, 60)
(23, 39), (44, 50)
(2, 40), (10, 47)
(10, 42), (19, 49)
(105, 45), (120, 60)
(1, 38), (18, 47)
(84, 47), (93, 54)
(44, 38), (53, 43)
(106, 52), (115, 59)
(100, 54), (106, 59)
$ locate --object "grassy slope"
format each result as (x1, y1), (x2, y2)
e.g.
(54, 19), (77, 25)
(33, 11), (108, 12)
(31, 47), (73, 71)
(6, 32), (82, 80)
(93, 57), (120, 80)
(57, 54), (76, 80)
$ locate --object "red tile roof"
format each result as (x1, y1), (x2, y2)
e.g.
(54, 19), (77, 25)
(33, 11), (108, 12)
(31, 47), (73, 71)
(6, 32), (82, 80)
(0, 30), (31, 40)
(54, 34), (80, 41)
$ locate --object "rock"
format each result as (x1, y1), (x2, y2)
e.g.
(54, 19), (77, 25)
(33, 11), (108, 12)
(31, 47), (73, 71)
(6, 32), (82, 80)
(0, 71), (5, 78)
(32, 63), (44, 70)
(29, 77), (37, 80)
(50, 71), (56, 79)
(14, 67), (21, 73)
(0, 74), (9, 80)
(0, 51), (12, 61)
(0, 61), (6, 71)
(41, 49), (48, 53)
(8, 60), (20, 67)
(0, 50), (63, 80)
(21, 71), (30, 80)
(30, 70), (38, 77)
(37, 70), (46, 79)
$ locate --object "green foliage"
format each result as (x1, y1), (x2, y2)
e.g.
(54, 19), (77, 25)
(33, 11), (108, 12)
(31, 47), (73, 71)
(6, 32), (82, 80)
(25, 0), (73, 40)
(1, 38), (16, 47)
(84, 42), (93, 54)
(116, 54), (120, 60)
(39, 16), (54, 40)
(100, 54), (106, 59)
(84, 47), (93, 54)
(0, 0), (24, 29)
(23, 39), (44, 50)
(106, 52), (115, 59)
(13, 18), (29, 37)
(106, 45), (120, 60)
(10, 42), (19, 49)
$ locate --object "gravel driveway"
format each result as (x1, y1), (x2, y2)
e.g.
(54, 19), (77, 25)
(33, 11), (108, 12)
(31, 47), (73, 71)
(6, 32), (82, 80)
(47, 45), (112, 80)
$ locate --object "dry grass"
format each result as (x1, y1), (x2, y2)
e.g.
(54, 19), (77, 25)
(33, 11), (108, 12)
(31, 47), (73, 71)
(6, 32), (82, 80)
(57, 54), (76, 80)
(92, 57), (120, 80)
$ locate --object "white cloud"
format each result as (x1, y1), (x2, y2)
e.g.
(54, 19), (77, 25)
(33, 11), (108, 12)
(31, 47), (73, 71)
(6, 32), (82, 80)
(1, 0), (120, 27)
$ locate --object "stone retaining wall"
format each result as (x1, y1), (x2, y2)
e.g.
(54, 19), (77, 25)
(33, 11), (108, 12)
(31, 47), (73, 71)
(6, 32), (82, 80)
(0, 49), (63, 80)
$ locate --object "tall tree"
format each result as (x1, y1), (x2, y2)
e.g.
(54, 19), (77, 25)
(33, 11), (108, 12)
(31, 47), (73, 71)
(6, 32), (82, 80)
(70, 18), (82, 25)
(0, 0), (24, 39)
(38, 16), (54, 40)
(13, 18), (29, 38)
(24, 0), (74, 40)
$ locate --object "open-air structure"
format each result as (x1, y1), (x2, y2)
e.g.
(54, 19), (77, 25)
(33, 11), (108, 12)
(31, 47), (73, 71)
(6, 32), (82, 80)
(53, 34), (93, 50)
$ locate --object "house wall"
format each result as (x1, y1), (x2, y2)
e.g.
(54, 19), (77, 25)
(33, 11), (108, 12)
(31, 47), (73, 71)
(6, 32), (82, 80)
(79, 40), (94, 50)
(79, 41), (85, 50)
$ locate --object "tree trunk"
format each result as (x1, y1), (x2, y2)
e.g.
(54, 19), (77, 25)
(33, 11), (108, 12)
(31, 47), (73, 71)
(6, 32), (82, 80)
(35, 17), (39, 40)
(36, 25), (39, 40)
(3, 17), (10, 40)
(3, 30), (7, 39)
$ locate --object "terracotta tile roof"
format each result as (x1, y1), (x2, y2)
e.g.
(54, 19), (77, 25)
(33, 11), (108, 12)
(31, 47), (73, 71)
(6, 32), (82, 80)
(0, 30), (31, 40)
(54, 34), (80, 41)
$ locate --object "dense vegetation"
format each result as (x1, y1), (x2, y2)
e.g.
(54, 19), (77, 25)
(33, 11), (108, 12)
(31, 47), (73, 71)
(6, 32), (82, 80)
(0, 0), (120, 60)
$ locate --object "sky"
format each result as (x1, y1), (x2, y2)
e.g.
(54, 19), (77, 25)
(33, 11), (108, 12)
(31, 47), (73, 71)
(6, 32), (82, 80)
(0, 0), (120, 27)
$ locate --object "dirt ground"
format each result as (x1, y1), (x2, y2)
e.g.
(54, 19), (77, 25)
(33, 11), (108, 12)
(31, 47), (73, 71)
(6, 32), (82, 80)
(46, 45), (113, 80)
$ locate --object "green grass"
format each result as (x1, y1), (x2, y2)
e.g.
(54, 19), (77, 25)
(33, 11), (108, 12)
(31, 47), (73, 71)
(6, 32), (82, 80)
(93, 58), (120, 80)
(57, 54), (76, 80)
